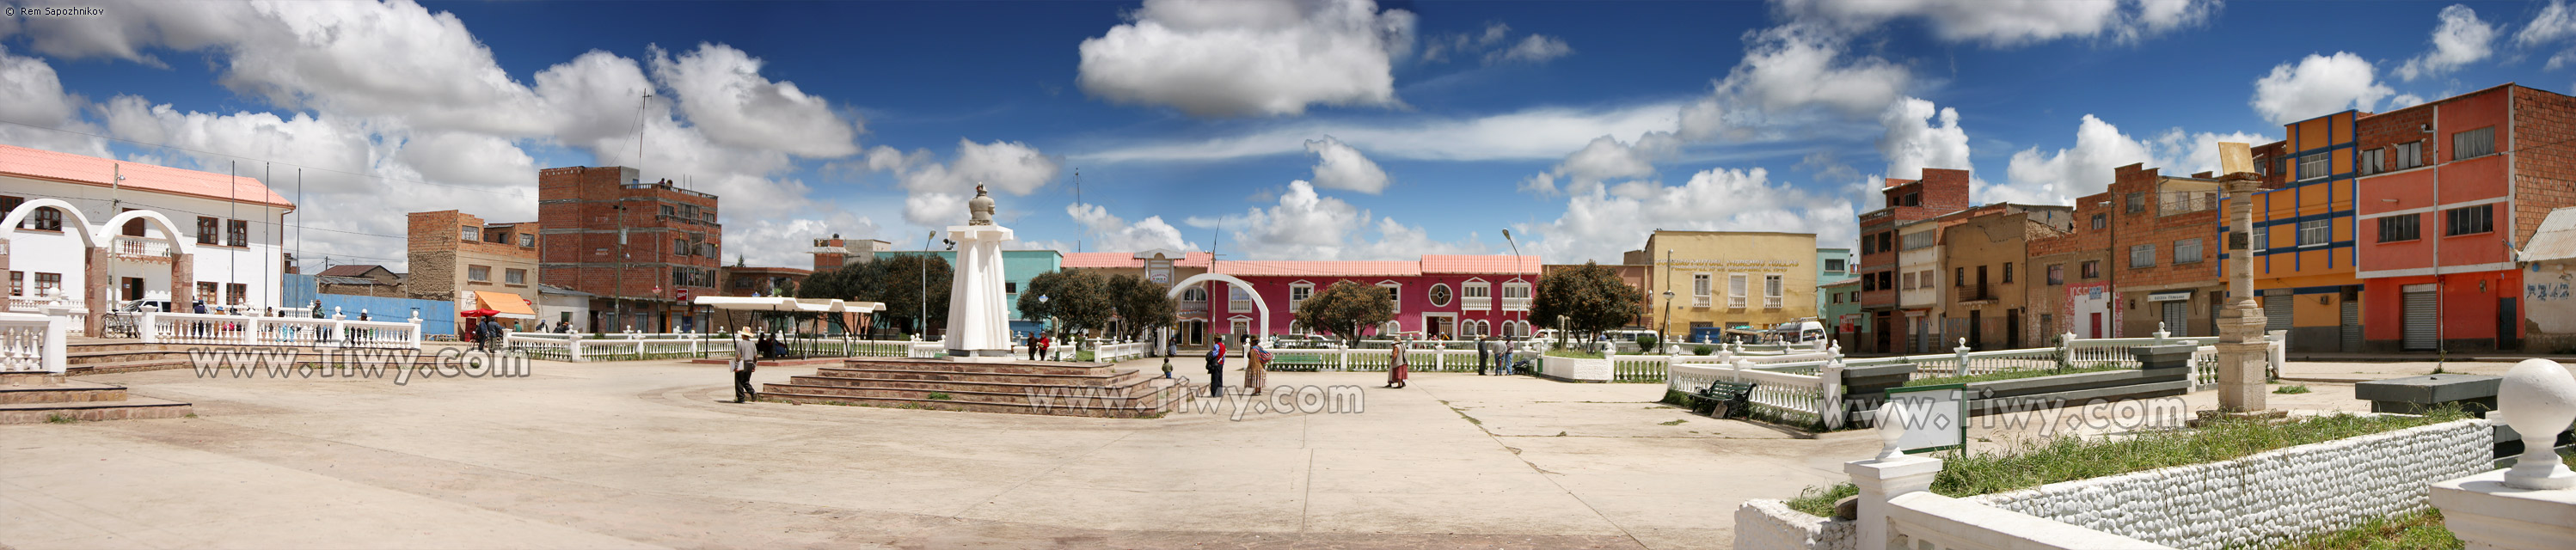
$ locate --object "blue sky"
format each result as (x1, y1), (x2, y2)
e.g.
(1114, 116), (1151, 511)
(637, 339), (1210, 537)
(4, 0), (2573, 269)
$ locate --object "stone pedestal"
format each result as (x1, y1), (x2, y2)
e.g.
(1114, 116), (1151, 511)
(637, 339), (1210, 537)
(83, 247), (109, 335)
(169, 253), (194, 308)
(1848, 455), (1943, 550)
(2358, 375), (2502, 415)
(942, 224), (1014, 360)
(2432, 470), (2576, 550)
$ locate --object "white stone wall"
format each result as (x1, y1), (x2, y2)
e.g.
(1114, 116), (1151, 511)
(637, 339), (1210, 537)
(1734, 499), (1853, 550)
(1968, 419), (2492, 550)
(1539, 354), (1610, 382)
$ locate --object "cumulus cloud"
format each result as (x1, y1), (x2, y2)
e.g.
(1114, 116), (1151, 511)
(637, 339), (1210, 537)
(1679, 23), (1911, 142)
(2395, 5), (2497, 82)
(868, 139), (1064, 226)
(1486, 34), (1573, 64)
(1068, 203), (1197, 252)
(1519, 132), (1677, 195)
(2518, 0), (2576, 48)
(1185, 180), (1481, 260)
(0, 46), (109, 157)
(648, 43), (862, 157)
(1774, 0), (2218, 46)
(1081, 101), (1682, 163)
(1303, 136), (1391, 193)
(1996, 114), (2269, 205)
(1877, 97), (1971, 180)
(1520, 167), (1856, 263)
(2251, 52), (2395, 125)
(1076, 0), (1416, 118)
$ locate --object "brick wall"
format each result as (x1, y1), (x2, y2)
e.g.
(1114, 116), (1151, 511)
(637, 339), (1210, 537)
(2515, 86), (2576, 246)
(2104, 164), (2222, 290)
(536, 166), (723, 304)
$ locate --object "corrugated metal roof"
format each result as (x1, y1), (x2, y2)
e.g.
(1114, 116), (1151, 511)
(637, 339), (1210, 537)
(316, 276), (386, 285)
(316, 265), (389, 278)
(1062, 251), (1212, 268)
(0, 144), (294, 209)
(2524, 207), (2576, 262)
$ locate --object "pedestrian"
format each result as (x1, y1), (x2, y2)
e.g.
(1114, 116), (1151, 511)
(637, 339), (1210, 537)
(1039, 333), (1052, 361)
(1499, 339), (1517, 376)
(731, 327), (759, 403)
(192, 299), (206, 315)
(1477, 335), (1491, 376)
(1385, 336), (1409, 389)
(358, 309), (371, 321)
(480, 318), (504, 351)
(310, 300), (324, 319)
(1026, 333), (1040, 361)
(1244, 338), (1272, 395)
(1205, 337), (1227, 397)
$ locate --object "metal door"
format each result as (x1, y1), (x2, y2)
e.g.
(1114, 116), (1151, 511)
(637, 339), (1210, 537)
(2162, 302), (2187, 336)
(2403, 290), (2438, 351)
(2340, 295), (2361, 351)
(2264, 294), (2294, 333)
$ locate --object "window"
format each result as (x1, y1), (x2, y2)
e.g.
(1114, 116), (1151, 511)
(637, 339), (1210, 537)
(2175, 238), (2203, 264)
(2446, 205), (2494, 235)
(196, 217), (219, 245)
(2377, 215), (2420, 242)
(1902, 272), (1916, 290)
(1901, 230), (1935, 250)
(1004, 281), (1018, 294)
(2360, 148), (2384, 175)
(1953, 267), (1965, 287)
(197, 282), (216, 302)
(2003, 262), (2015, 284)
(659, 205), (675, 217)
(505, 269), (526, 285)
(2126, 192), (2145, 212)
(3, 272), (17, 296)
(468, 266), (491, 282)
(1692, 273), (1712, 306)
(1763, 275), (1783, 309)
(1877, 232), (1893, 253)
(1901, 192), (1920, 206)
(2090, 214), (2107, 230)
(1429, 284), (1452, 307)
(2297, 219), (2331, 246)
(23, 206), (61, 231)
(1830, 292), (1840, 304)
(0, 197), (16, 222)
(2130, 244), (2156, 268)
(461, 226), (480, 241)
(2256, 156), (2270, 175)
(1920, 270), (1935, 288)
(1727, 274), (1748, 309)
(1861, 236), (1874, 254)
(1825, 259), (1846, 272)
(2395, 141), (2424, 169)
(1291, 283), (1315, 306)
(519, 234), (536, 248)
(2298, 153), (2328, 180)
(673, 238), (689, 256)
(2046, 265), (2064, 285)
(2254, 225), (2270, 252)
(36, 272), (64, 295)
(1181, 287), (1208, 302)
(226, 220), (247, 247)
(225, 283), (246, 305)
(1861, 273), (1875, 291)
(2082, 260), (2101, 278)
(1502, 282), (1531, 305)
(1377, 284), (1398, 313)
(735, 278), (754, 289)
(2454, 126), (2496, 159)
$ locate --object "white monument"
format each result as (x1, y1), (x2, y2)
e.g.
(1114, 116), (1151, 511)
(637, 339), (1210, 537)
(944, 185), (1015, 360)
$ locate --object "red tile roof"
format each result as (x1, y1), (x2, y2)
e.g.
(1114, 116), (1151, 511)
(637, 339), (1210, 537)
(1061, 251), (1212, 268)
(1420, 255), (1540, 274)
(1214, 260), (1422, 278)
(0, 144), (293, 209)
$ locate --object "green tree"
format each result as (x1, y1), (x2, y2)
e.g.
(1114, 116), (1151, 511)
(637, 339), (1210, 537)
(1018, 270), (1114, 347)
(800, 255), (953, 338)
(1530, 261), (1645, 346)
(1107, 274), (1176, 340)
(1296, 280), (1395, 347)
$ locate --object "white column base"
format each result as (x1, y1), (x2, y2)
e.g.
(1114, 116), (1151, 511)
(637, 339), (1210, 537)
(2432, 469), (2576, 550)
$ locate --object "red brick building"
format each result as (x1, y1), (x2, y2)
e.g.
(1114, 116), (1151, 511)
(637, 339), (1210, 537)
(405, 210), (542, 332)
(1854, 168), (1972, 353)
(2353, 84), (2576, 351)
(537, 166), (722, 333)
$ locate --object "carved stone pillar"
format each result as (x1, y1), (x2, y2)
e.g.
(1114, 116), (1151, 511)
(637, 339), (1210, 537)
(83, 247), (109, 335)
(2217, 176), (2270, 413)
(169, 253), (194, 309)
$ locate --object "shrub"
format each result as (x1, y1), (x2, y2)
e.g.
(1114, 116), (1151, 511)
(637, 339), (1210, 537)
(1635, 333), (1659, 349)
(1693, 345), (1715, 356)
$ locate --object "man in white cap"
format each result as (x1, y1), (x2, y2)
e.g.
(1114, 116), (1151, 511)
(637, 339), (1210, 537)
(732, 327), (759, 403)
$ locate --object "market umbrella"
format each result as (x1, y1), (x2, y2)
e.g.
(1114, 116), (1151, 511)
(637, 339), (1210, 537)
(458, 309), (501, 317)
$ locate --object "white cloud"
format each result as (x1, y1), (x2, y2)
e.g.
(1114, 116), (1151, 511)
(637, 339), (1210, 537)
(1520, 167), (1855, 263)
(1520, 132), (1677, 195)
(868, 139), (1064, 226)
(1303, 136), (1391, 193)
(1679, 23), (1911, 142)
(1068, 203), (1197, 252)
(647, 43), (862, 157)
(726, 211), (880, 268)
(1486, 34), (1572, 64)
(2519, 0), (2576, 47)
(1775, 0), (2217, 46)
(1997, 114), (2270, 205)
(1075, 0), (1416, 118)
(1877, 96), (1971, 180)
(1184, 180), (1481, 260)
(2396, 5), (2497, 82)
(1077, 101), (1683, 162)
(0, 46), (109, 157)
(2251, 52), (2395, 125)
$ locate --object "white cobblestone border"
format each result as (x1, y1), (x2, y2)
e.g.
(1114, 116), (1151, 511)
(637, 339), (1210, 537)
(1734, 498), (1854, 550)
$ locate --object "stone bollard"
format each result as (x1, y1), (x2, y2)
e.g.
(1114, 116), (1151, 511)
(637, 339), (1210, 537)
(1849, 402), (1943, 550)
(2430, 359), (2576, 549)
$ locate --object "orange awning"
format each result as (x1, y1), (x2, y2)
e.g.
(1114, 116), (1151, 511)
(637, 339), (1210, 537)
(474, 291), (537, 320)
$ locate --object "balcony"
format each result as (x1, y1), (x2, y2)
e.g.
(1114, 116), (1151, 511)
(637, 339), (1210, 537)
(112, 236), (174, 260)
(1956, 284), (1995, 303)
(1462, 296), (1490, 310)
(1500, 296), (1531, 311)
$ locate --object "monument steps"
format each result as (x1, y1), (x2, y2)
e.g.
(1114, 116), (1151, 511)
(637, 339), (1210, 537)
(760, 389), (1172, 418)
(833, 358), (1121, 376)
(0, 379), (193, 424)
(770, 374), (1166, 400)
(811, 366), (1149, 387)
(759, 357), (1177, 417)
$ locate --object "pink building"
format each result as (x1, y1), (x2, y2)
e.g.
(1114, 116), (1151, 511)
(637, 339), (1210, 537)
(1062, 253), (1539, 345)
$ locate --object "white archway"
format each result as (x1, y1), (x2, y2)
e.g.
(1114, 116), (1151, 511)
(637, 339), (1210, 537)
(97, 210), (197, 256)
(1, 198), (102, 248)
(1167, 273), (1269, 338)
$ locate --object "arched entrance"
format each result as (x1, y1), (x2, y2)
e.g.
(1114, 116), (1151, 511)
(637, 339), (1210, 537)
(1166, 273), (1269, 339)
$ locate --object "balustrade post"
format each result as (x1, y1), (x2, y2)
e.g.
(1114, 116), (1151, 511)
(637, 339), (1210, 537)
(140, 310), (163, 344)
(567, 333), (586, 362)
(39, 305), (70, 375)
(2153, 322), (2171, 345)
(1953, 338), (1972, 375)
(1850, 403), (1945, 550)
(2058, 331), (2077, 370)
(1820, 358), (1847, 430)
(2428, 359), (2576, 550)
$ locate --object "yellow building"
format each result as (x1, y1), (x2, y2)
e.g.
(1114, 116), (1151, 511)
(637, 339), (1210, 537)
(1623, 230), (1821, 341)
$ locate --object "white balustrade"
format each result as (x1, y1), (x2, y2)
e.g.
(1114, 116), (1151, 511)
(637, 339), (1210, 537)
(0, 312), (66, 374)
(141, 311), (422, 349)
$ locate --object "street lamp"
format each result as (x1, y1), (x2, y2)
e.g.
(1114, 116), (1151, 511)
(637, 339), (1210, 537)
(1501, 229), (1523, 340)
(1661, 290), (1676, 354)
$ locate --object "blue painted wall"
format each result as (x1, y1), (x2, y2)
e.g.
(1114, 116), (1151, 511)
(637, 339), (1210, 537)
(876, 249), (1063, 329)
(281, 274), (457, 335)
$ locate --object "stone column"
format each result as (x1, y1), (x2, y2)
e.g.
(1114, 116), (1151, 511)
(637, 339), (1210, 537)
(83, 247), (109, 335)
(169, 253), (194, 309)
(2215, 175), (2270, 414)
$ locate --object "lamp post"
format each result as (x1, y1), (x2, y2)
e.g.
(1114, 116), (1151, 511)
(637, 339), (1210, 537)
(1501, 229), (1523, 340)
(1661, 290), (1676, 354)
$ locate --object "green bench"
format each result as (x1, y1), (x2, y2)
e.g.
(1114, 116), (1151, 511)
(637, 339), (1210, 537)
(1270, 353), (1330, 371)
(1684, 381), (1757, 418)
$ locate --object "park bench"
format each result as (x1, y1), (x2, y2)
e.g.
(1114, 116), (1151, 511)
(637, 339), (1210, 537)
(1684, 381), (1757, 419)
(1269, 352), (1330, 371)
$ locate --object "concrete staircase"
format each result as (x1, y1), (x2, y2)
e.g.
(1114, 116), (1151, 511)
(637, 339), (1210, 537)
(63, 341), (199, 375)
(0, 376), (192, 424)
(761, 358), (1176, 418)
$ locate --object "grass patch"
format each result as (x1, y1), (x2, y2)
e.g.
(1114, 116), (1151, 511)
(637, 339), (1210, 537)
(1904, 364), (2131, 388)
(2275, 509), (2458, 550)
(1543, 349), (1606, 360)
(45, 413), (77, 424)
(1076, 351), (1095, 362)
(926, 392), (953, 400)
(1658, 419), (1688, 426)
(1782, 406), (2469, 517)
(2275, 384), (2313, 394)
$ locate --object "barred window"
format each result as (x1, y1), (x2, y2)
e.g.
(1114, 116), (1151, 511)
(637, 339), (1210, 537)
(2297, 219), (2331, 246)
(2377, 215), (2420, 242)
(2446, 205), (2493, 235)
(2174, 238), (2203, 264)
(2129, 244), (2156, 268)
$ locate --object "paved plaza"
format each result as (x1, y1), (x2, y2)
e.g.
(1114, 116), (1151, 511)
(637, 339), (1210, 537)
(0, 357), (2389, 549)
